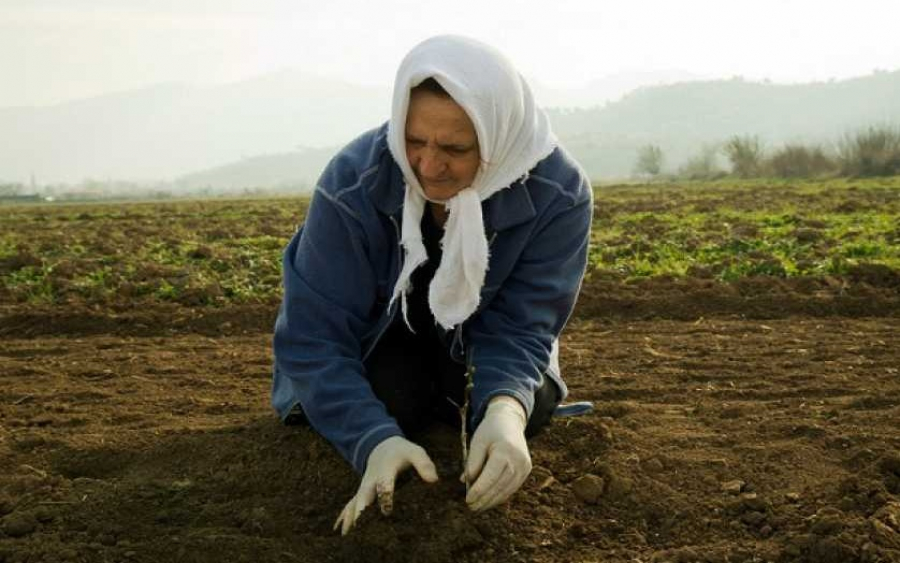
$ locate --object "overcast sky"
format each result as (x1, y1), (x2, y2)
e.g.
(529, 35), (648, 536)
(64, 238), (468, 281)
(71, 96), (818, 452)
(2, 0), (899, 107)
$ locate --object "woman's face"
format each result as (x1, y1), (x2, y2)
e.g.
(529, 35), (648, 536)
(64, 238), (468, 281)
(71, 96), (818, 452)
(405, 89), (480, 201)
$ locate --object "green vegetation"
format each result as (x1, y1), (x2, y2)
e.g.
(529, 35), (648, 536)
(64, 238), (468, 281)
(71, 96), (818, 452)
(1, 178), (898, 308)
(723, 136), (763, 178)
(633, 144), (664, 177)
(0, 198), (307, 307)
(766, 143), (834, 178)
(838, 125), (900, 177)
(589, 177), (900, 281)
(646, 126), (900, 181)
(677, 145), (725, 180)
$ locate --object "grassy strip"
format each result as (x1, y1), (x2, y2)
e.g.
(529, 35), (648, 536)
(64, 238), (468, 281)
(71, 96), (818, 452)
(0, 198), (306, 306)
(590, 177), (899, 281)
(1, 178), (898, 307)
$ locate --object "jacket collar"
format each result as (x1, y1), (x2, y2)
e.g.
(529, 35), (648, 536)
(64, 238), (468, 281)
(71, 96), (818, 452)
(372, 161), (536, 233)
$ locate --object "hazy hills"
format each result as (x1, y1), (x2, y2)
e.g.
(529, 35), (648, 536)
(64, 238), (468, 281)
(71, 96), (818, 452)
(2, 68), (899, 190)
(174, 147), (337, 194)
(530, 69), (704, 110)
(551, 70), (900, 177)
(1, 71), (391, 186)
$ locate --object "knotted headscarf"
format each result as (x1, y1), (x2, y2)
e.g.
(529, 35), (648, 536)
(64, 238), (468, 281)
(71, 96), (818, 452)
(386, 35), (557, 330)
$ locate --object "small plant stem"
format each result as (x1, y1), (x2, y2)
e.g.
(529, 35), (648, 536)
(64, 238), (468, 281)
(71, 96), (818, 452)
(460, 364), (475, 492)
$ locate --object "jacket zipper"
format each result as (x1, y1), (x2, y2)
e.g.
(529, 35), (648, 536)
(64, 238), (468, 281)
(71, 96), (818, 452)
(451, 230), (499, 363)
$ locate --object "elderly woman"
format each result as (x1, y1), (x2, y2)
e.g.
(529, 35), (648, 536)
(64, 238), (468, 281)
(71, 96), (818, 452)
(272, 35), (592, 535)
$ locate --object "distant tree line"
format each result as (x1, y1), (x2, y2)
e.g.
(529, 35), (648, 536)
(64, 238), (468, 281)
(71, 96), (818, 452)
(633, 124), (900, 180)
(0, 178), (311, 204)
(0, 182), (25, 196)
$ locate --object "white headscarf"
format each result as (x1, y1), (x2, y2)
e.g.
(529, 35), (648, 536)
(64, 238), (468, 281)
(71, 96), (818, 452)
(386, 35), (557, 330)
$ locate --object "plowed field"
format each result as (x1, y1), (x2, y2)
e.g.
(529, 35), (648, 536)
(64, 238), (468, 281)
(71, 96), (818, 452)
(2, 183), (899, 563)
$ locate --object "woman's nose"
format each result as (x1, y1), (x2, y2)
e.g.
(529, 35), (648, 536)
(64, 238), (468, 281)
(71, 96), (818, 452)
(417, 148), (446, 178)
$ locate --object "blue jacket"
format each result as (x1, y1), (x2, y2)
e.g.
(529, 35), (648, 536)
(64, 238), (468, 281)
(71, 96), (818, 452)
(272, 123), (592, 473)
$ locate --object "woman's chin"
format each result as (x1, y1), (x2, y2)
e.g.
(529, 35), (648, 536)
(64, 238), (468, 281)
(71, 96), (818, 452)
(423, 184), (463, 201)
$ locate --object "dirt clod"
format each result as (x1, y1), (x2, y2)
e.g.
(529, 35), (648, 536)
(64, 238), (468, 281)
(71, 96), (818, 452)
(872, 502), (900, 531)
(807, 536), (859, 563)
(869, 519), (900, 550)
(571, 474), (605, 504)
(644, 458), (665, 473)
(603, 472), (634, 499)
(597, 422), (614, 442)
(530, 466), (556, 491)
(1, 513), (38, 538)
(721, 480), (745, 495)
(0, 497), (12, 517)
(810, 512), (846, 536)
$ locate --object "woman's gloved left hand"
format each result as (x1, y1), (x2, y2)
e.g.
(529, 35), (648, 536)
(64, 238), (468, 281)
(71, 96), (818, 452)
(463, 395), (532, 511)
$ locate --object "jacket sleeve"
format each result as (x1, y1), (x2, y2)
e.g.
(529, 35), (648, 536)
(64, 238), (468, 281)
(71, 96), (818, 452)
(465, 180), (592, 424)
(272, 186), (403, 473)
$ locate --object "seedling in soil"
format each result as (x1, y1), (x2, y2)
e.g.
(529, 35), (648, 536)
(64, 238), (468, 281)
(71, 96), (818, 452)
(459, 363), (475, 492)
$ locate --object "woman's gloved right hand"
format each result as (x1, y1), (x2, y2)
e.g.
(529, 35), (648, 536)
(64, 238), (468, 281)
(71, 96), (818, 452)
(333, 435), (439, 535)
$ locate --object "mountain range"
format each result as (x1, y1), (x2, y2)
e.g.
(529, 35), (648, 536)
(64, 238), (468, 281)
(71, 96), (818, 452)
(2, 68), (898, 191)
(551, 70), (900, 177)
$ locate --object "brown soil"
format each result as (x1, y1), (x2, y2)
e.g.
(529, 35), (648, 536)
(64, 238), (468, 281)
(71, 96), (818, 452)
(2, 270), (898, 339)
(2, 302), (899, 562)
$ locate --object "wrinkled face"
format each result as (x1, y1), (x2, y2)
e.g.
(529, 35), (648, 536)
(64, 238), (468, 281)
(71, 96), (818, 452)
(405, 89), (480, 201)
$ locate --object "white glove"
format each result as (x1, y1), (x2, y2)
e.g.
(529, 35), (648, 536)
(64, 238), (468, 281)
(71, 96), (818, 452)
(463, 395), (532, 512)
(333, 435), (438, 535)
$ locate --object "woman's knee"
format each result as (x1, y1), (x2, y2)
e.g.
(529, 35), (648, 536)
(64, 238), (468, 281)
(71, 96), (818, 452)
(525, 376), (562, 438)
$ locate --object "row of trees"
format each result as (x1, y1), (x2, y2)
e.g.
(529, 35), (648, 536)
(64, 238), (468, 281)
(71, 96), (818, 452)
(0, 183), (27, 196)
(634, 125), (900, 180)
